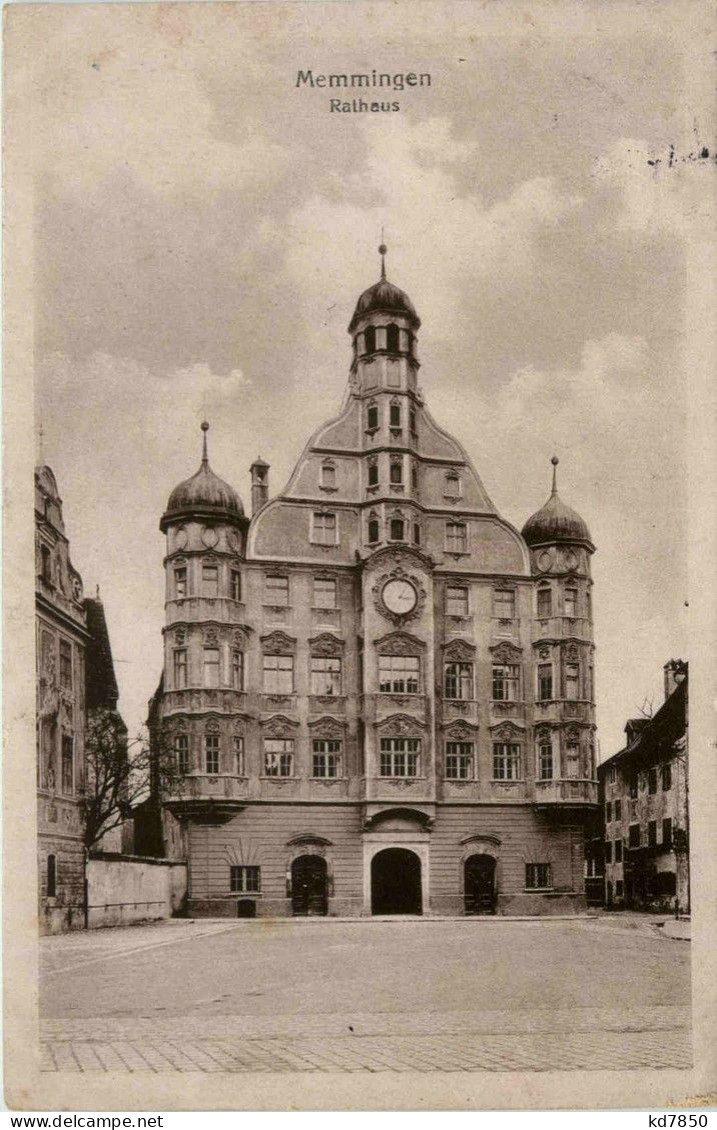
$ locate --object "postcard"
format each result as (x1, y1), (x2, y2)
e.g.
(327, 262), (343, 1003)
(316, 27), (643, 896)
(3, 0), (716, 1111)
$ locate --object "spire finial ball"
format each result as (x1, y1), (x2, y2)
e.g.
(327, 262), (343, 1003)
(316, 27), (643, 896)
(378, 243), (387, 256)
(201, 420), (209, 432)
(551, 455), (559, 466)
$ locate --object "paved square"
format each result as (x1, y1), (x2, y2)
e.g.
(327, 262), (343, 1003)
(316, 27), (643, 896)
(40, 917), (691, 1073)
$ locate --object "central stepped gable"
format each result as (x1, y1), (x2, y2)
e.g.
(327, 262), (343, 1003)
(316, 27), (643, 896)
(248, 249), (528, 576)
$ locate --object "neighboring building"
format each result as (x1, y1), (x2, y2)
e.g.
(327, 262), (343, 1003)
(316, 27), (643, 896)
(149, 247), (599, 918)
(35, 465), (126, 932)
(36, 465), (89, 933)
(599, 660), (689, 913)
(83, 594), (132, 855)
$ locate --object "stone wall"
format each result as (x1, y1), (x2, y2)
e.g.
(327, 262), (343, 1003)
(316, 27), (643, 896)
(87, 854), (187, 928)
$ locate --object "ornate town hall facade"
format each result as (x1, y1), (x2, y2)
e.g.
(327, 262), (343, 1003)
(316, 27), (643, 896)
(150, 249), (598, 917)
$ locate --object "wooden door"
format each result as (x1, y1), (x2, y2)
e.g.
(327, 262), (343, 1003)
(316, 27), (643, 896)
(464, 854), (497, 915)
(291, 854), (328, 916)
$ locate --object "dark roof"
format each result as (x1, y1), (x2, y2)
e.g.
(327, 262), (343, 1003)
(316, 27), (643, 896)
(625, 718), (650, 733)
(146, 673), (164, 727)
(599, 669), (688, 773)
(522, 490), (592, 548)
(83, 595), (122, 713)
(161, 425), (245, 532)
(348, 277), (420, 334)
(162, 460), (244, 531)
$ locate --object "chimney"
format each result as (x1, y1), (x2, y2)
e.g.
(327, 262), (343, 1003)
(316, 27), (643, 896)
(250, 456), (270, 515)
(664, 658), (687, 701)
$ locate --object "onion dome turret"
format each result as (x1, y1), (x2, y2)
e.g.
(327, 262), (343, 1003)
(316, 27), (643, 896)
(160, 422), (245, 532)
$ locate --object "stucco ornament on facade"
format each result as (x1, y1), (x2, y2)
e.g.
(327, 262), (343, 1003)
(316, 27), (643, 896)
(490, 641), (523, 664)
(374, 630), (426, 655)
(261, 630), (297, 655)
(489, 721), (526, 739)
(444, 719), (479, 740)
(308, 633), (344, 657)
(376, 712), (428, 736)
(443, 638), (476, 662)
(307, 715), (346, 738)
(260, 714), (299, 738)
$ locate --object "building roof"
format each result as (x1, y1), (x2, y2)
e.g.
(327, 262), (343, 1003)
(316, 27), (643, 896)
(521, 457), (592, 548)
(161, 422), (245, 531)
(348, 247), (420, 334)
(83, 593), (124, 719)
(348, 278), (420, 334)
(599, 667), (688, 773)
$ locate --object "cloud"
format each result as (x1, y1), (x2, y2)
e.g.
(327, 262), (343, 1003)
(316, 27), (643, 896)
(435, 331), (683, 522)
(33, 44), (288, 199)
(283, 116), (583, 343)
(428, 330), (688, 758)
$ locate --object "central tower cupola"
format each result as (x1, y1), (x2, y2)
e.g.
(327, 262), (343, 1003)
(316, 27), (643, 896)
(348, 244), (420, 394)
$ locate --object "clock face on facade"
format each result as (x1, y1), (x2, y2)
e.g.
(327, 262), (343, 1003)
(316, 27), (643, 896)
(382, 578), (418, 616)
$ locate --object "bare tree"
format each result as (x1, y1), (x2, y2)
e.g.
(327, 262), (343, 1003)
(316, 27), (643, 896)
(81, 708), (182, 851)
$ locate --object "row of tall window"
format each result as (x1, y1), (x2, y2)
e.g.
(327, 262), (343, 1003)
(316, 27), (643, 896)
(173, 570), (340, 609)
(364, 399), (418, 434)
(605, 817), (674, 858)
(172, 569), (587, 619)
(173, 733), (583, 782)
(171, 646), (591, 702)
(304, 511), (470, 550)
(605, 761), (672, 796)
(363, 459), (462, 497)
(536, 585), (590, 619)
(173, 562), (242, 601)
(170, 569), (587, 620)
(367, 512), (423, 546)
(171, 646), (592, 702)
(356, 323), (415, 357)
(628, 762), (672, 797)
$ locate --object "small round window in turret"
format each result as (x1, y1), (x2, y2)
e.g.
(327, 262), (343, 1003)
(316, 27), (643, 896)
(563, 548), (579, 571)
(201, 525), (219, 548)
(537, 548), (553, 572)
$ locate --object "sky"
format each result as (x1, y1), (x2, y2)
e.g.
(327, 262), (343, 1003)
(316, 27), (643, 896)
(27, 2), (706, 756)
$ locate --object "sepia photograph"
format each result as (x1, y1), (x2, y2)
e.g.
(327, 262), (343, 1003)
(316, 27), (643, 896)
(3, 0), (716, 1112)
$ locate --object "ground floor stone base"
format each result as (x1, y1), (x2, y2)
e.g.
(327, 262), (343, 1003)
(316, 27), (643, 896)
(177, 800), (590, 919)
(186, 893), (586, 918)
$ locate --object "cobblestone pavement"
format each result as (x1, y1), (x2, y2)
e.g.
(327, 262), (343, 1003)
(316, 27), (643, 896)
(40, 918), (691, 1073)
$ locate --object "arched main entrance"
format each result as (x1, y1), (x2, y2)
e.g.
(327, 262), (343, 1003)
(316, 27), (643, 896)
(371, 848), (422, 915)
(291, 854), (328, 916)
(464, 854), (497, 915)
